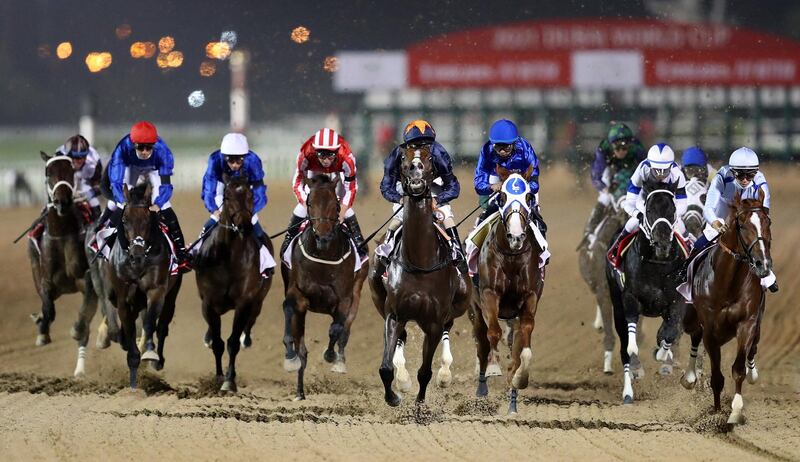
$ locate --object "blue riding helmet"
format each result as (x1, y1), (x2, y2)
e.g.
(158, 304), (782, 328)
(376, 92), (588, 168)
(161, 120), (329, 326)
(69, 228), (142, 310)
(681, 146), (707, 168)
(402, 120), (436, 144)
(489, 119), (519, 144)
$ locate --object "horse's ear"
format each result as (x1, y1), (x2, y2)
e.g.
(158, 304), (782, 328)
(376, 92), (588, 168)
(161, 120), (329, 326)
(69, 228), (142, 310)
(40, 151), (51, 162)
(144, 182), (152, 200)
(733, 190), (742, 208)
(522, 164), (533, 181)
(496, 165), (510, 181)
(123, 184), (130, 202)
(525, 192), (534, 208)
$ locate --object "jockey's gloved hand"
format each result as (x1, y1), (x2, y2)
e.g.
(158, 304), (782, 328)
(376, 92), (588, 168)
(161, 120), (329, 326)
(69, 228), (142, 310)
(711, 220), (728, 234)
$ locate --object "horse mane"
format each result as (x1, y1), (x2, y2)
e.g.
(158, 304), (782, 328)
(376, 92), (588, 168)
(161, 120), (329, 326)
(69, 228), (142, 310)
(127, 183), (152, 206)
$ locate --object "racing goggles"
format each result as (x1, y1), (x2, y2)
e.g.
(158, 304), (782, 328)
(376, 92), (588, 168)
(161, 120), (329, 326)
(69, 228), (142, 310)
(612, 139), (630, 152)
(651, 167), (670, 180)
(732, 168), (757, 181)
(225, 155), (245, 165)
(135, 143), (154, 152)
(493, 143), (514, 155)
(315, 149), (337, 159)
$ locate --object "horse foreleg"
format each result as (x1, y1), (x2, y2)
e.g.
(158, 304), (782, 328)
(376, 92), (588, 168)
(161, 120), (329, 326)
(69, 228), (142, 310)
(379, 312), (402, 406)
(705, 337), (724, 412)
(141, 288), (166, 367)
(34, 288), (56, 346)
(436, 324), (453, 388)
(416, 327), (440, 404)
(74, 277), (98, 378)
(480, 289), (503, 375)
(324, 308), (346, 365)
(472, 305), (491, 397)
(729, 322), (758, 425)
(600, 297), (616, 374)
(292, 307), (308, 401)
(392, 329), (412, 393)
(333, 300), (358, 374)
(611, 288), (633, 404)
(202, 301), (224, 383)
(117, 301), (140, 389)
(681, 330), (704, 390)
(510, 294), (537, 392)
(282, 298), (301, 372)
(221, 304), (251, 393)
(621, 293), (640, 358)
(655, 307), (682, 376)
(746, 315), (762, 385)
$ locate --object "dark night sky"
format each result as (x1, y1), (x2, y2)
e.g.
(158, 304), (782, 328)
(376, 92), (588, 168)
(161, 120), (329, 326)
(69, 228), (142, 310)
(1, 0), (799, 125)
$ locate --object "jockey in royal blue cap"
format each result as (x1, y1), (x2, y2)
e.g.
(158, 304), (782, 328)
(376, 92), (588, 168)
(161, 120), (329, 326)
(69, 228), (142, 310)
(473, 119), (546, 235)
(683, 147), (777, 293)
(376, 119), (466, 275)
(607, 143), (688, 269)
(200, 133), (270, 250)
(679, 146), (713, 243)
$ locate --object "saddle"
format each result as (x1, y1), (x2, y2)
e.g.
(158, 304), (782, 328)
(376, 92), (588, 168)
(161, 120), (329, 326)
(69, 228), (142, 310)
(281, 221), (363, 273)
(607, 230), (691, 269)
(676, 244), (715, 303)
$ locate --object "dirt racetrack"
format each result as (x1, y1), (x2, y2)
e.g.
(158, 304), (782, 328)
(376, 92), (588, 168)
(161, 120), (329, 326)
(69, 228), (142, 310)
(1, 165), (798, 461)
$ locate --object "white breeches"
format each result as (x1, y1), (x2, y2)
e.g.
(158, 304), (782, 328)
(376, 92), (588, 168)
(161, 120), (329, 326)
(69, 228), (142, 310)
(293, 202), (354, 219)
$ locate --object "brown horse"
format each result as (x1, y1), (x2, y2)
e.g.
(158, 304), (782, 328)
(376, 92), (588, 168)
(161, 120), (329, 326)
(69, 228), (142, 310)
(281, 175), (368, 400)
(28, 152), (99, 377)
(369, 144), (471, 406)
(681, 190), (771, 425)
(195, 175), (272, 393)
(106, 183), (182, 388)
(472, 170), (545, 414)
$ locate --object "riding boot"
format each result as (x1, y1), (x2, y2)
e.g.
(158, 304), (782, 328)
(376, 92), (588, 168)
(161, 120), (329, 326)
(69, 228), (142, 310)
(530, 206), (548, 237)
(446, 226), (469, 275)
(581, 202), (606, 247)
(253, 222), (274, 278)
(343, 215), (368, 261)
(607, 229), (631, 269)
(280, 214), (306, 259)
(95, 206), (114, 232)
(160, 208), (191, 273)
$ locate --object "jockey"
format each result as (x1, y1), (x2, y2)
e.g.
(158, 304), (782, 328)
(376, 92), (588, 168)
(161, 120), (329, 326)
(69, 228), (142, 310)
(280, 128), (367, 261)
(681, 145), (712, 186)
(688, 147), (778, 293)
(584, 123), (647, 243)
(607, 143), (687, 268)
(200, 133), (270, 249)
(28, 134), (102, 239)
(101, 121), (190, 270)
(376, 119), (466, 274)
(474, 119), (546, 235)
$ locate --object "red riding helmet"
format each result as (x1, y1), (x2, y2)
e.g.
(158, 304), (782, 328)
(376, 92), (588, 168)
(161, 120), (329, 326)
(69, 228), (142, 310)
(130, 121), (158, 144)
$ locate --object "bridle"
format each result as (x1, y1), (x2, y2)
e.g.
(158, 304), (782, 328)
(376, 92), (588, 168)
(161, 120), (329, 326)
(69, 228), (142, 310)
(45, 156), (75, 206)
(641, 188), (676, 244)
(719, 207), (770, 270)
(121, 203), (155, 257)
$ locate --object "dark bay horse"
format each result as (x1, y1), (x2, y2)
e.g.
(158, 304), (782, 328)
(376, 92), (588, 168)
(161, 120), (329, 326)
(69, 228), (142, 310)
(369, 144), (471, 406)
(195, 175), (273, 393)
(681, 191), (771, 425)
(281, 175), (368, 400)
(28, 152), (99, 377)
(106, 183), (182, 389)
(606, 178), (687, 404)
(472, 171), (545, 414)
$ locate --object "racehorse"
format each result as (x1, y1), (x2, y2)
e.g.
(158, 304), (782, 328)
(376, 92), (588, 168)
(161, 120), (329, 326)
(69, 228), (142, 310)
(369, 144), (472, 406)
(606, 178), (688, 404)
(195, 175), (273, 393)
(28, 152), (99, 378)
(106, 183), (182, 389)
(680, 191), (771, 425)
(472, 171), (545, 414)
(281, 175), (368, 400)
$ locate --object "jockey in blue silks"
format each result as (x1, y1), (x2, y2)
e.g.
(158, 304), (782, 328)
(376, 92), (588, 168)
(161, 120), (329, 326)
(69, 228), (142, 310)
(686, 147), (777, 293)
(473, 119), (546, 235)
(200, 133), (270, 250)
(101, 120), (190, 271)
(375, 119), (466, 275)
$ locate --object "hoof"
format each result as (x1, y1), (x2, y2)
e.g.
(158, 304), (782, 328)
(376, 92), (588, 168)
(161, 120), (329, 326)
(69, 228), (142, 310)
(96, 332), (111, 350)
(385, 392), (401, 407)
(35, 334), (51, 346)
(293, 394), (306, 402)
(593, 305), (604, 331)
(284, 355), (301, 372)
(70, 323), (86, 341)
(331, 360), (347, 374)
(395, 369), (413, 393)
(149, 360), (164, 372)
(220, 380), (237, 393)
(746, 367), (759, 384)
(631, 365), (645, 380)
(476, 379), (489, 397)
(680, 372), (697, 390)
(436, 368), (452, 388)
(323, 349), (337, 364)
(658, 363), (673, 376)
(623, 395), (634, 405)
(726, 412), (746, 426)
(203, 331), (212, 349)
(486, 363), (503, 377)
(141, 350), (160, 363)
(240, 332), (252, 349)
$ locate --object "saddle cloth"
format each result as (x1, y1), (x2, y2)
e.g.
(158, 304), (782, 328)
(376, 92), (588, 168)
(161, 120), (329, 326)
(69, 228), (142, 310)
(607, 230), (690, 269)
(281, 222), (363, 272)
(190, 233), (276, 278)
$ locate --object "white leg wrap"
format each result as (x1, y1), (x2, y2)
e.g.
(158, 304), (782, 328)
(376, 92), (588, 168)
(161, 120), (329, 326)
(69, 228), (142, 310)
(626, 323), (638, 356)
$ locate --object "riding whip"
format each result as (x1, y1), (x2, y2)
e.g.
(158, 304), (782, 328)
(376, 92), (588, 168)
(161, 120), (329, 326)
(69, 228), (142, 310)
(358, 205), (404, 251)
(186, 220), (219, 253)
(268, 218), (306, 240)
(454, 192), (498, 229)
(13, 210), (47, 244)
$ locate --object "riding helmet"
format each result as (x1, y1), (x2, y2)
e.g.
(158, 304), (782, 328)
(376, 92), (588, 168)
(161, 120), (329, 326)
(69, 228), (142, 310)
(489, 119), (519, 144)
(647, 143), (675, 166)
(220, 133), (249, 155)
(130, 121), (158, 144)
(607, 123), (634, 144)
(681, 146), (707, 168)
(402, 120), (436, 144)
(311, 128), (342, 150)
(729, 147), (759, 169)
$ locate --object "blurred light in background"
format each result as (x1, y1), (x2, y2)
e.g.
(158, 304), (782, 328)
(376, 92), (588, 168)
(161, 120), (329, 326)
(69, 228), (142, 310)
(37, 45), (51, 58)
(188, 90), (205, 107)
(199, 60), (217, 77)
(143, 42), (157, 58)
(159, 36), (175, 54)
(220, 30), (237, 48)
(323, 56), (338, 73)
(56, 42), (72, 60)
(130, 42), (146, 58)
(115, 24), (132, 40)
(291, 26), (310, 44)
(166, 51), (184, 68)
(205, 42), (232, 60)
(156, 53), (169, 68)
(85, 52), (112, 72)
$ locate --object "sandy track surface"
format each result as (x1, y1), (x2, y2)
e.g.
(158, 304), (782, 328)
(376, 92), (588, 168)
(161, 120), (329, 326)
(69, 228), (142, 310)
(1, 166), (798, 461)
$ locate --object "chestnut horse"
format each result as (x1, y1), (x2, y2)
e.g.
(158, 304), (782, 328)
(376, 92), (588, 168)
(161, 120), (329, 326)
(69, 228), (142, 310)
(369, 144), (471, 406)
(106, 183), (182, 388)
(281, 175), (368, 400)
(472, 171), (545, 414)
(681, 190), (771, 425)
(28, 152), (99, 377)
(195, 175), (273, 393)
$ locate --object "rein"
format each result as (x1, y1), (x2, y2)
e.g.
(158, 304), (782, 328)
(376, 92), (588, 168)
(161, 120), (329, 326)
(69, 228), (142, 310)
(718, 207), (770, 269)
(298, 226), (352, 265)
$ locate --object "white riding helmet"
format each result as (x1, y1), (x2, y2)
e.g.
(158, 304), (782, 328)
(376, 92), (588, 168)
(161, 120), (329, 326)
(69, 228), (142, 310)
(647, 143), (675, 166)
(220, 133), (249, 155)
(311, 128), (341, 151)
(729, 147), (759, 169)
